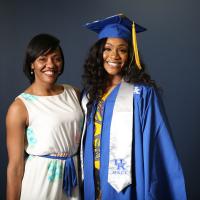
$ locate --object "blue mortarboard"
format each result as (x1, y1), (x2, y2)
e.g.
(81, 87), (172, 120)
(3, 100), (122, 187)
(84, 14), (146, 70)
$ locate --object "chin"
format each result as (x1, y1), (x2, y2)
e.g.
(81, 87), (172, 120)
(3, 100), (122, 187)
(105, 69), (122, 76)
(44, 77), (58, 84)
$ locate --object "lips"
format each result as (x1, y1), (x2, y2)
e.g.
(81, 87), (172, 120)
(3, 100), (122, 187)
(106, 61), (122, 67)
(43, 70), (57, 76)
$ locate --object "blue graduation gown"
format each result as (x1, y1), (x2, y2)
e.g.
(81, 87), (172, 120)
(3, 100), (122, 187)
(83, 83), (187, 200)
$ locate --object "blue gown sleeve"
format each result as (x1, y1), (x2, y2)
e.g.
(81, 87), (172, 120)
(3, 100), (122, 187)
(141, 86), (187, 200)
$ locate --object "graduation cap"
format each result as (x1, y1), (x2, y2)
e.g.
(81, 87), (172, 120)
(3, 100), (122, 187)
(84, 14), (146, 70)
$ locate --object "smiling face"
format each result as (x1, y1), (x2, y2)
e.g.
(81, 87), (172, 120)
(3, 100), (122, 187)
(31, 48), (63, 85)
(103, 38), (129, 84)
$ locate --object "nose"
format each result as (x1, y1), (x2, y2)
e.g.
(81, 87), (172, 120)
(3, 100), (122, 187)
(110, 49), (120, 59)
(46, 57), (55, 68)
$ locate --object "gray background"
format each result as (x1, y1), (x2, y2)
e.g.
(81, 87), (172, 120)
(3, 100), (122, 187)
(0, 0), (199, 199)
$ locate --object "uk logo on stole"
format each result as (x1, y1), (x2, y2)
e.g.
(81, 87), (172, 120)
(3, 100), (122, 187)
(109, 159), (128, 175)
(133, 86), (140, 94)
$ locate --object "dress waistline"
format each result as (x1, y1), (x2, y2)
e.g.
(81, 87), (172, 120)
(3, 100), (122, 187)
(36, 153), (77, 197)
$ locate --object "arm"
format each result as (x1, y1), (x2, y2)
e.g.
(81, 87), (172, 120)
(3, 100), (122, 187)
(6, 99), (28, 200)
(142, 87), (187, 199)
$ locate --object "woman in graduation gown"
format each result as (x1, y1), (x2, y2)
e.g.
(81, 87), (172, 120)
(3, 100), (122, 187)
(81, 14), (187, 200)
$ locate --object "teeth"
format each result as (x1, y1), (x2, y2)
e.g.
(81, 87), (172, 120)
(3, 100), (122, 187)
(44, 71), (54, 75)
(107, 62), (121, 67)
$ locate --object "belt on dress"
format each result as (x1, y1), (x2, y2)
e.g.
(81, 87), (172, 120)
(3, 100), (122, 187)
(38, 152), (77, 197)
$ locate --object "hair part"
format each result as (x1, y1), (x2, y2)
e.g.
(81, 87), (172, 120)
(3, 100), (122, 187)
(23, 33), (65, 83)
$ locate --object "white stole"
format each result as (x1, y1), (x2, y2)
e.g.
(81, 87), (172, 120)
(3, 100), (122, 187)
(108, 81), (134, 192)
(80, 94), (88, 180)
(81, 81), (134, 192)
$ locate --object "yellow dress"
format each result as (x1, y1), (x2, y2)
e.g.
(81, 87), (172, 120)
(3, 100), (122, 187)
(93, 90), (112, 199)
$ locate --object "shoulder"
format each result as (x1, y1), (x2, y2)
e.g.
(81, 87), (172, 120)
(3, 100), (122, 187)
(62, 83), (73, 90)
(7, 98), (26, 114)
(62, 84), (81, 100)
(133, 83), (157, 98)
(6, 98), (28, 126)
(62, 84), (79, 92)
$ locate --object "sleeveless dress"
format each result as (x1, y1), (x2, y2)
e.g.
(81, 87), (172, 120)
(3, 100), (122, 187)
(17, 84), (83, 200)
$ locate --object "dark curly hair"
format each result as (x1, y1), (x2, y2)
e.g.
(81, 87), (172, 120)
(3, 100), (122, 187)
(23, 33), (65, 83)
(82, 38), (156, 114)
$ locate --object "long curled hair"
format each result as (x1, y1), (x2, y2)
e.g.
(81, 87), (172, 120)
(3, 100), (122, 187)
(82, 38), (156, 114)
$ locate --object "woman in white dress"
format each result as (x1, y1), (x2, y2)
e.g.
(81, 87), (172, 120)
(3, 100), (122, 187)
(6, 33), (83, 200)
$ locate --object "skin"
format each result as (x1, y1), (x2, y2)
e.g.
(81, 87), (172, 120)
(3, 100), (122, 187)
(103, 38), (129, 88)
(27, 48), (63, 95)
(6, 49), (63, 200)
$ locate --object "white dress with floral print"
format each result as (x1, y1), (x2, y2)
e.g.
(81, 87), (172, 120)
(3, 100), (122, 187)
(17, 84), (83, 200)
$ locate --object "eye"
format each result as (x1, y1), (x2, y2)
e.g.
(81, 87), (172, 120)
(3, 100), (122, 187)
(119, 49), (128, 54)
(37, 56), (47, 62)
(54, 56), (62, 62)
(104, 47), (112, 52)
(53, 56), (62, 62)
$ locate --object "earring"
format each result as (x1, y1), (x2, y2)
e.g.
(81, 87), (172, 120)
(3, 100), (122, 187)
(31, 64), (34, 75)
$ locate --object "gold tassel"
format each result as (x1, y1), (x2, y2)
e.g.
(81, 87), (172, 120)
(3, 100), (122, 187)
(132, 22), (142, 70)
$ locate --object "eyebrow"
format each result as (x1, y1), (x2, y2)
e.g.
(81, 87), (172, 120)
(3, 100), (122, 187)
(105, 43), (128, 47)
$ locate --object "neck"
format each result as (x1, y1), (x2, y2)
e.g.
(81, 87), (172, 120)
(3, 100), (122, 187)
(105, 76), (122, 93)
(28, 82), (61, 96)
(108, 75), (122, 88)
